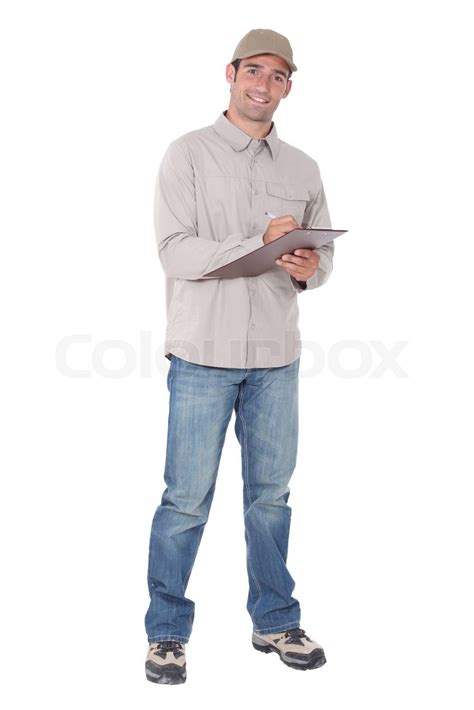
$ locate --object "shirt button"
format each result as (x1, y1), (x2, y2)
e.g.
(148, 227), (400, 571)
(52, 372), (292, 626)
(250, 323), (256, 329)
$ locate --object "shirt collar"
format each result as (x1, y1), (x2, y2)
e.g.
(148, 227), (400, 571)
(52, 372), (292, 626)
(213, 110), (280, 160)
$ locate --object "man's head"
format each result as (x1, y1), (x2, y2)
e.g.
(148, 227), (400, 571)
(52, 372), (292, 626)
(225, 29), (296, 126)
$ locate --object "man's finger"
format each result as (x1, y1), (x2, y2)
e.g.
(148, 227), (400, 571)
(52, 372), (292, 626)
(277, 256), (300, 267)
(272, 215), (299, 227)
(276, 258), (307, 275)
(279, 253), (311, 265)
(294, 249), (315, 258)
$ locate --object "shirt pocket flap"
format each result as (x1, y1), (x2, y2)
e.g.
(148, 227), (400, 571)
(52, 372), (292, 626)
(265, 182), (310, 201)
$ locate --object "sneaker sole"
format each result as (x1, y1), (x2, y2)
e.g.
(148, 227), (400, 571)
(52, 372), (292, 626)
(145, 660), (187, 685)
(252, 639), (327, 671)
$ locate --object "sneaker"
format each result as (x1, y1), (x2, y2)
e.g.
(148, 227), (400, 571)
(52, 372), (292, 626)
(145, 640), (187, 684)
(252, 627), (326, 670)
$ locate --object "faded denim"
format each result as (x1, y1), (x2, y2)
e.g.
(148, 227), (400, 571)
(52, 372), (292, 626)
(145, 354), (302, 643)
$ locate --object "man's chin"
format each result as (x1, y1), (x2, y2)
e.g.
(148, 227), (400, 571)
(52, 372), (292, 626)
(244, 107), (274, 122)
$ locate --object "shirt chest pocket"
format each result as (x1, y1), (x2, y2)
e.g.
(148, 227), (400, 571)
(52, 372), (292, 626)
(265, 182), (310, 227)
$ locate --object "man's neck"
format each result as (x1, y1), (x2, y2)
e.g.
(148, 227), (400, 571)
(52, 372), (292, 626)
(224, 108), (272, 140)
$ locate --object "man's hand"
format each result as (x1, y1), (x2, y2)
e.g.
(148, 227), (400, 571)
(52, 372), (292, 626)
(276, 249), (320, 281)
(262, 216), (320, 282)
(263, 215), (299, 245)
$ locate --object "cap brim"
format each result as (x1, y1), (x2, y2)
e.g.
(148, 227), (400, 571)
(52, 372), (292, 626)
(232, 49), (297, 73)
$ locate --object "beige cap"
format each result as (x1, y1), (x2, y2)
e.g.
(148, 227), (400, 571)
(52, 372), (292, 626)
(231, 28), (297, 73)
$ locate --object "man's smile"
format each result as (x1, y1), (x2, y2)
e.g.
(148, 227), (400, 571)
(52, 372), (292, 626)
(246, 93), (271, 105)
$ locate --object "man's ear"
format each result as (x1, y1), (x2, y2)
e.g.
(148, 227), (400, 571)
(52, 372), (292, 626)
(225, 63), (236, 87)
(282, 78), (293, 99)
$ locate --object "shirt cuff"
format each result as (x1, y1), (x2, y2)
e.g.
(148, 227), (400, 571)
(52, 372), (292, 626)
(290, 276), (307, 291)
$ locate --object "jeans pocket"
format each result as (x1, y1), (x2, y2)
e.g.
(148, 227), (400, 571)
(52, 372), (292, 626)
(287, 356), (300, 377)
(167, 356), (174, 391)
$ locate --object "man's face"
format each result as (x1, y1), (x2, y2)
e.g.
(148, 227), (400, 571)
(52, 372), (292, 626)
(225, 53), (292, 124)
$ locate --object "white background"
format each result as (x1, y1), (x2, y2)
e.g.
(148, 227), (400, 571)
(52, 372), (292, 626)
(1, 0), (473, 707)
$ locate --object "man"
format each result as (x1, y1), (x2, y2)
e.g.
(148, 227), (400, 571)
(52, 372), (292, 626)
(145, 29), (334, 685)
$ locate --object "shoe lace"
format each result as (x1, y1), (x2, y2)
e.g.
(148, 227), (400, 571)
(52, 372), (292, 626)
(284, 627), (310, 644)
(154, 641), (183, 652)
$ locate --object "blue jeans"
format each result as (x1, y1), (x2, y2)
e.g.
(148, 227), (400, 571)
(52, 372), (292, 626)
(145, 354), (301, 643)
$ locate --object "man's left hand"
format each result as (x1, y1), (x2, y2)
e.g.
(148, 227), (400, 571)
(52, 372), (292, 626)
(276, 249), (320, 282)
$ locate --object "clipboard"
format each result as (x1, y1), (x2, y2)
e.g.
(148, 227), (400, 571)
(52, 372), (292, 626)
(202, 228), (348, 279)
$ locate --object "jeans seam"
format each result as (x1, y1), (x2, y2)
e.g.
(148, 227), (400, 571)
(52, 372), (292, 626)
(148, 635), (189, 643)
(238, 383), (263, 622)
(253, 620), (301, 635)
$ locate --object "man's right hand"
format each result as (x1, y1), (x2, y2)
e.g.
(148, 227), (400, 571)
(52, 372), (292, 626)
(263, 215), (300, 245)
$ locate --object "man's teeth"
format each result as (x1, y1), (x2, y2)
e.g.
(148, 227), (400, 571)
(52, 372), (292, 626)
(248, 94), (269, 103)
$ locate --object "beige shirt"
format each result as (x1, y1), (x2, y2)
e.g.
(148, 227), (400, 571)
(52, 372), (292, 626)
(154, 110), (334, 368)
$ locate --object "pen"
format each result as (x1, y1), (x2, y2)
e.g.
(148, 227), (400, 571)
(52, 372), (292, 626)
(264, 211), (277, 219)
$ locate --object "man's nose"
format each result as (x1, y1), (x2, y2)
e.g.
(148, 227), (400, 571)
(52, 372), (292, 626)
(256, 74), (272, 91)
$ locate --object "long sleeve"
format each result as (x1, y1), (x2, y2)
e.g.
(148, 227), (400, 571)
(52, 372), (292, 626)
(290, 176), (335, 293)
(154, 140), (264, 280)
